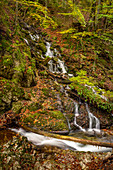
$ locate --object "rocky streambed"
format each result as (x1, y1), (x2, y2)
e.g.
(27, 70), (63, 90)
(0, 128), (113, 170)
(0, 16), (113, 170)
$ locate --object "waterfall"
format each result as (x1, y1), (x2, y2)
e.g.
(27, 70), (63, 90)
(48, 60), (54, 73)
(72, 101), (100, 133)
(73, 101), (86, 132)
(85, 103), (100, 133)
(45, 42), (53, 58)
(29, 33), (39, 41)
(74, 101), (79, 117)
(58, 59), (67, 74)
(22, 23), (101, 135)
(45, 42), (67, 74)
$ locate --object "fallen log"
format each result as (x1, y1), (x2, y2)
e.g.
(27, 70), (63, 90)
(50, 130), (69, 135)
(20, 124), (113, 148)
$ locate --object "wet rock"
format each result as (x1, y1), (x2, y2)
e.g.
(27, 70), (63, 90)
(0, 134), (113, 170)
(2, 91), (12, 105)
(38, 42), (47, 54)
(12, 102), (23, 114)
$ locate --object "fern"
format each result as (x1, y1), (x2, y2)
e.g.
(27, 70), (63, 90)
(14, 0), (57, 28)
(59, 0), (86, 27)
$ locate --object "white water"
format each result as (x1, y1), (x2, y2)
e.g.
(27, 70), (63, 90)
(73, 101), (86, 132)
(45, 42), (67, 74)
(58, 59), (67, 74)
(45, 42), (53, 58)
(73, 101), (101, 134)
(24, 38), (29, 45)
(85, 103), (100, 133)
(29, 33), (39, 41)
(9, 128), (112, 152)
(85, 84), (107, 101)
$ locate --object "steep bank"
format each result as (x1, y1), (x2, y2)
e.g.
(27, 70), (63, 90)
(0, 0), (113, 169)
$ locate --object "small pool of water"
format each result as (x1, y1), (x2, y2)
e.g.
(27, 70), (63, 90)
(69, 130), (113, 144)
(0, 129), (15, 145)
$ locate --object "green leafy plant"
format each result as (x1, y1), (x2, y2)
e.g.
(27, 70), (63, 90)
(69, 70), (113, 112)
(59, 0), (86, 27)
(15, 0), (57, 29)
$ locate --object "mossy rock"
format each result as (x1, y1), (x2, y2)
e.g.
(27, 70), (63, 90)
(20, 109), (68, 131)
(37, 42), (47, 54)
(0, 78), (24, 114)
(28, 102), (43, 112)
(21, 72), (37, 88)
(12, 101), (23, 114)
(0, 53), (14, 79)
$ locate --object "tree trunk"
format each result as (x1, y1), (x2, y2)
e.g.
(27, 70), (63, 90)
(15, 1), (18, 26)
(95, 0), (101, 29)
(88, 0), (97, 31)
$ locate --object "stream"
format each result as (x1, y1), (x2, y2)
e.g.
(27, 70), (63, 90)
(9, 127), (112, 152)
(1, 23), (112, 153)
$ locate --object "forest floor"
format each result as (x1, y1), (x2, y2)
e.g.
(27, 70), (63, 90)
(0, 1), (113, 169)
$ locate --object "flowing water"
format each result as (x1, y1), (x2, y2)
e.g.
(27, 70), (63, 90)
(73, 101), (86, 132)
(44, 40), (102, 134)
(9, 128), (112, 152)
(46, 42), (67, 74)
(3, 24), (111, 153)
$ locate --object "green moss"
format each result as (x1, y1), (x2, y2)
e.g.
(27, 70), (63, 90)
(21, 109), (68, 131)
(69, 70), (113, 112)
(28, 102), (43, 112)
(12, 101), (23, 114)
(40, 70), (48, 76)
(49, 111), (65, 119)
(38, 42), (47, 53)
(42, 88), (50, 96)
(0, 78), (24, 113)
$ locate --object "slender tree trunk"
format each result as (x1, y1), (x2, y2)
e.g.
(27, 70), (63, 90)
(45, 0), (47, 18)
(95, 0), (101, 30)
(88, 0), (97, 31)
(15, 1), (18, 26)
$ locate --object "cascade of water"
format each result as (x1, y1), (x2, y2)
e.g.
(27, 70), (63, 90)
(74, 101), (79, 117)
(9, 128), (112, 152)
(29, 33), (39, 41)
(45, 42), (53, 58)
(85, 84), (107, 101)
(22, 23), (101, 135)
(73, 101), (86, 132)
(85, 103), (100, 132)
(24, 38), (29, 45)
(58, 59), (67, 74)
(45, 42), (67, 74)
(48, 60), (54, 73)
